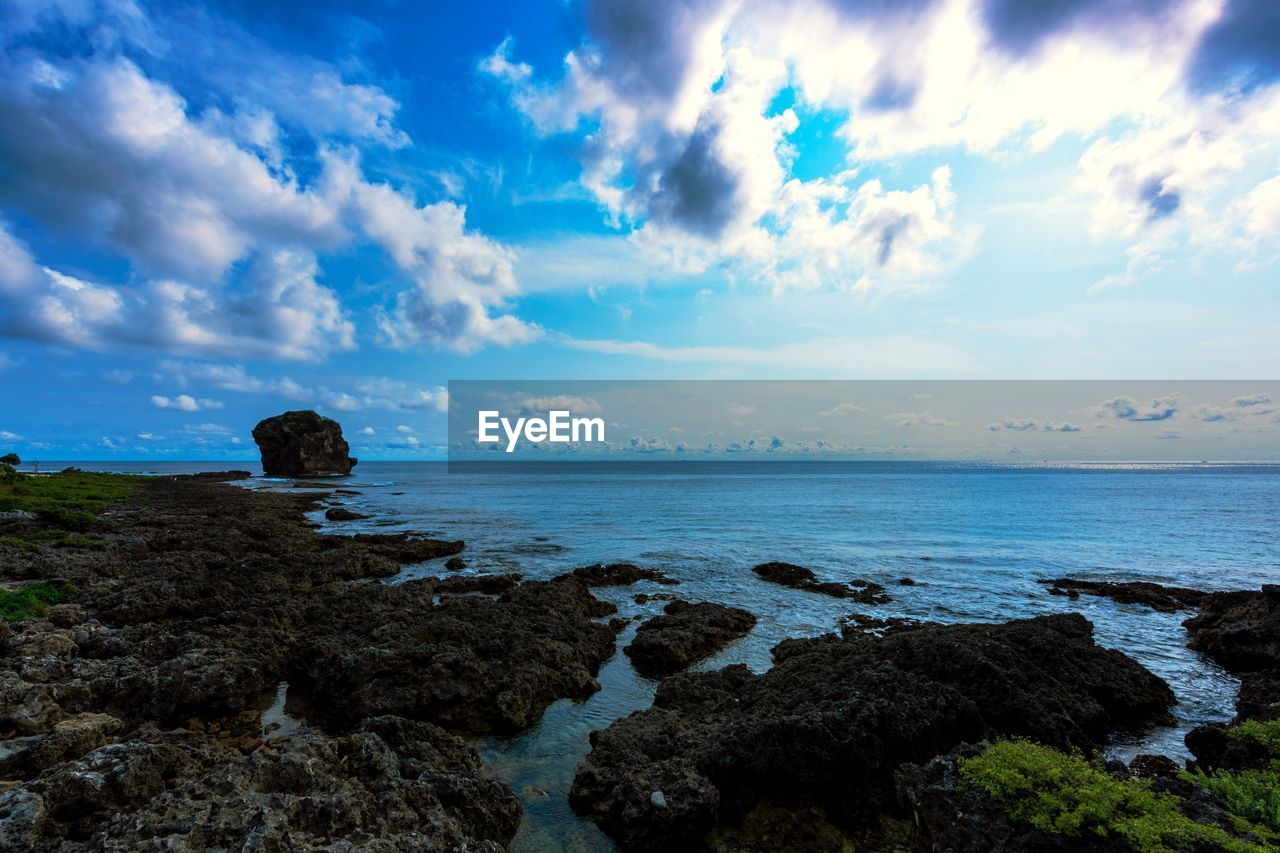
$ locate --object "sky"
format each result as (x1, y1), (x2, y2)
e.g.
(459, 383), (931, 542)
(0, 0), (1278, 460)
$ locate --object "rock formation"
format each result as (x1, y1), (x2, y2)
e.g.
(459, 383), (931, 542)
(251, 410), (357, 477)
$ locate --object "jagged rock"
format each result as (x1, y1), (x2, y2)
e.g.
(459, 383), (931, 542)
(625, 601), (756, 678)
(1184, 585), (1280, 720)
(445, 556), (467, 571)
(571, 613), (1173, 851)
(566, 563), (679, 587)
(251, 410), (357, 477)
(324, 506), (369, 521)
(1039, 577), (1205, 612)
(752, 562), (891, 603)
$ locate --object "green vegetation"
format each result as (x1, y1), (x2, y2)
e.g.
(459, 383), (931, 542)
(0, 469), (143, 550)
(1186, 766), (1280, 834)
(958, 739), (1272, 853)
(1227, 719), (1280, 754)
(0, 582), (78, 622)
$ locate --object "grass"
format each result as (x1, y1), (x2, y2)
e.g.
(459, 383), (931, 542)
(0, 582), (79, 622)
(1227, 719), (1280, 754)
(0, 470), (143, 550)
(958, 739), (1273, 853)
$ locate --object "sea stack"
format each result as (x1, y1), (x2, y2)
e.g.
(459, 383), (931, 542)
(252, 410), (358, 477)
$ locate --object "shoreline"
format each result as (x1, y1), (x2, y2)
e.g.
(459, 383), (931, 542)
(1, 472), (1277, 851)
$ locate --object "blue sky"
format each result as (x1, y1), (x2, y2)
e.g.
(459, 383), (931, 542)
(1, 0), (1278, 460)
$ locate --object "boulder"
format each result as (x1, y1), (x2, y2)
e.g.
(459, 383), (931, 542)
(1040, 577), (1205, 612)
(1184, 585), (1280, 720)
(625, 601), (757, 678)
(752, 561), (890, 603)
(571, 613), (1174, 850)
(251, 410), (357, 477)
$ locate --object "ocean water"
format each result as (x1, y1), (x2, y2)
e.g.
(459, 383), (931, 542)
(62, 460), (1280, 851)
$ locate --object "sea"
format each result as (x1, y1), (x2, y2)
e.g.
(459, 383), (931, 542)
(54, 460), (1280, 851)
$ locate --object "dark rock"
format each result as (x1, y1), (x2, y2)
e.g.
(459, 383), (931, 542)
(433, 573), (523, 595)
(12, 721), (521, 851)
(324, 507), (370, 521)
(445, 556), (467, 571)
(635, 593), (679, 605)
(188, 470), (252, 481)
(251, 410), (357, 477)
(1184, 586), (1280, 720)
(570, 613), (1173, 850)
(566, 563), (679, 587)
(1185, 722), (1274, 773)
(1127, 753), (1179, 779)
(752, 562), (890, 603)
(1038, 577), (1205, 612)
(837, 612), (927, 637)
(1184, 586), (1280, 673)
(898, 577), (916, 586)
(624, 601), (757, 678)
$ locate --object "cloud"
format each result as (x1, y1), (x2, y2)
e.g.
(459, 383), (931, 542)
(360, 426), (376, 435)
(1195, 392), (1276, 421)
(1089, 394), (1181, 422)
(513, 395), (603, 416)
(0, 8), (535, 358)
(151, 394), (222, 412)
(104, 369), (133, 383)
(817, 401), (866, 416)
(488, 0), (1280, 292)
(987, 418), (1083, 432)
(886, 411), (956, 427)
(725, 403), (757, 416)
(0, 430), (23, 441)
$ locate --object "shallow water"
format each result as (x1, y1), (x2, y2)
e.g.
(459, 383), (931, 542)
(69, 460), (1279, 850)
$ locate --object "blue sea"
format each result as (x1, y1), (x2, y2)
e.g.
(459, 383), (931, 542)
(60, 460), (1280, 851)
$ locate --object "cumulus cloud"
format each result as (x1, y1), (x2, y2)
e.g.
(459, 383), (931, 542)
(987, 417), (1083, 432)
(818, 401), (867, 416)
(886, 411), (956, 427)
(1089, 394), (1181, 422)
(0, 7), (535, 358)
(1194, 392), (1275, 421)
(487, 0), (1280, 289)
(151, 394), (222, 412)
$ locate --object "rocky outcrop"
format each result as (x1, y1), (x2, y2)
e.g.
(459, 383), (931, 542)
(624, 601), (756, 678)
(0, 475), (621, 850)
(252, 410), (357, 477)
(566, 562), (679, 587)
(752, 561), (890, 603)
(1041, 577), (1205, 612)
(2, 719), (520, 851)
(1184, 585), (1280, 721)
(570, 614), (1173, 851)
(324, 506), (369, 521)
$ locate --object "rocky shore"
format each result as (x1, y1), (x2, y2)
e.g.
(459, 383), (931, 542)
(1, 477), (1277, 851)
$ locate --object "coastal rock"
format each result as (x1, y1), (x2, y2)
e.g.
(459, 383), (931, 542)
(567, 562), (679, 587)
(8, 720), (521, 851)
(624, 601), (757, 678)
(752, 561), (891, 603)
(1039, 577), (1205, 612)
(445, 556), (467, 571)
(1184, 585), (1280, 719)
(324, 506), (369, 521)
(251, 410), (357, 477)
(297, 577), (621, 733)
(570, 613), (1173, 850)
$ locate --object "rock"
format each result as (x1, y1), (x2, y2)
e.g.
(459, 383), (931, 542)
(752, 562), (891, 603)
(1039, 577), (1206, 612)
(571, 613), (1173, 850)
(566, 563), (679, 587)
(634, 593), (678, 604)
(433, 573), (523, 595)
(624, 601), (757, 678)
(445, 556), (467, 571)
(1184, 586), (1280, 720)
(898, 577), (916, 586)
(0, 788), (47, 851)
(189, 470), (252, 481)
(324, 507), (369, 521)
(297, 577), (621, 733)
(251, 410), (357, 477)
(650, 790), (667, 809)
(0, 713), (120, 777)
(1185, 722), (1274, 773)
(45, 604), (84, 627)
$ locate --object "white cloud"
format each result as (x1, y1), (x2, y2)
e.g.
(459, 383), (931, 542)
(360, 426), (375, 435)
(151, 394), (222, 412)
(987, 418), (1083, 433)
(885, 411), (957, 427)
(0, 8), (535, 358)
(1088, 394), (1181, 422)
(396, 424), (414, 433)
(0, 430), (23, 441)
(486, 0), (1280, 291)
(817, 402), (866, 417)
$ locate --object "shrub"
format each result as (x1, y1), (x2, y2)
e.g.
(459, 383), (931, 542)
(958, 739), (1268, 853)
(1228, 720), (1280, 755)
